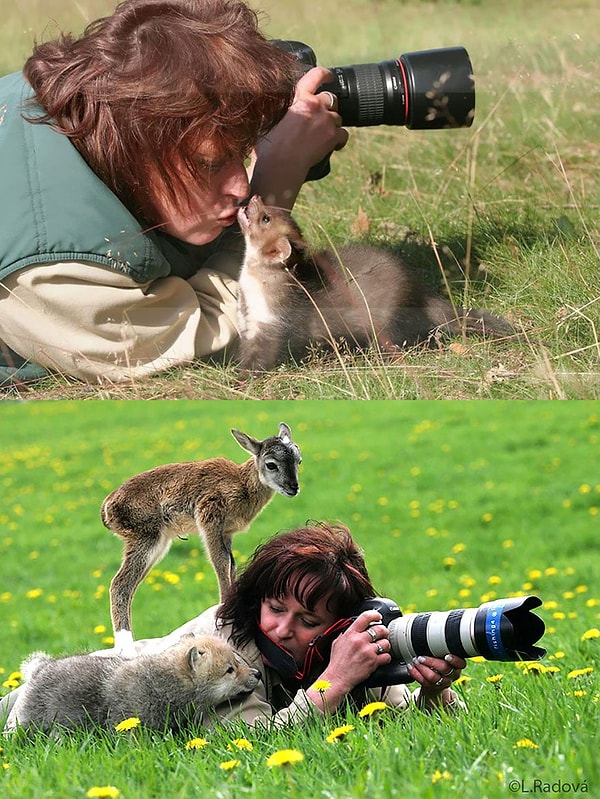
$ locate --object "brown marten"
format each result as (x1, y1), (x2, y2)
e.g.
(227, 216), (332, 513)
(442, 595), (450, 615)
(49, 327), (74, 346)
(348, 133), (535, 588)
(236, 195), (513, 373)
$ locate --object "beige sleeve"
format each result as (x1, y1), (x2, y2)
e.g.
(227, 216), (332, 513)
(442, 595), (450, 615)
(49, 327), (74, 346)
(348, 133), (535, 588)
(0, 259), (240, 382)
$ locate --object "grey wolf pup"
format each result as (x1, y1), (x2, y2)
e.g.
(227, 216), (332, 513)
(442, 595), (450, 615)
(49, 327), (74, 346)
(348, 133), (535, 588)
(6, 635), (260, 734)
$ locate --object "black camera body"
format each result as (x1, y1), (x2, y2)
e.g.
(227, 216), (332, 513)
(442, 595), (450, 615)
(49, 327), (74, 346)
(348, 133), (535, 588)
(272, 40), (475, 180)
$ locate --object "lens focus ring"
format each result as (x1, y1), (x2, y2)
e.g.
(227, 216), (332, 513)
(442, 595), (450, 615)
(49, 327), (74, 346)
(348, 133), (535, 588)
(353, 64), (386, 124)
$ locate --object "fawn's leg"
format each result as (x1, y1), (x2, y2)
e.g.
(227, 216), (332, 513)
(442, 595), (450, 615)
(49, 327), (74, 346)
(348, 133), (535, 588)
(194, 512), (236, 601)
(110, 532), (173, 654)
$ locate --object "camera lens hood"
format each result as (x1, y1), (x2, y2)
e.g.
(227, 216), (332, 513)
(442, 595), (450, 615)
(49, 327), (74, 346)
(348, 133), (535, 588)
(399, 46), (475, 129)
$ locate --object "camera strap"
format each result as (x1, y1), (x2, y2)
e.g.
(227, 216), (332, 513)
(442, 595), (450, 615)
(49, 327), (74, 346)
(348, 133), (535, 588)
(255, 617), (352, 690)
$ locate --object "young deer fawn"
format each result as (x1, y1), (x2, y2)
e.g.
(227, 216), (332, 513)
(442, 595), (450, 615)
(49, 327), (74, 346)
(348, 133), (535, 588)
(101, 422), (302, 655)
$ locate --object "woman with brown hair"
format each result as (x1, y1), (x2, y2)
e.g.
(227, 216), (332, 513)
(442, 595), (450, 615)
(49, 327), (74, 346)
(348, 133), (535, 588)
(0, 0), (348, 384)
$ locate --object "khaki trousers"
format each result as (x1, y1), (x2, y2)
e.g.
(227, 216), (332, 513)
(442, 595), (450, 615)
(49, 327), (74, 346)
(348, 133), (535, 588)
(0, 260), (240, 382)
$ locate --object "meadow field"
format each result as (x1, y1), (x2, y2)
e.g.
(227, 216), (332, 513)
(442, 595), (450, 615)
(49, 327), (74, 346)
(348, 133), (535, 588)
(0, 400), (598, 798)
(1, 0), (599, 400)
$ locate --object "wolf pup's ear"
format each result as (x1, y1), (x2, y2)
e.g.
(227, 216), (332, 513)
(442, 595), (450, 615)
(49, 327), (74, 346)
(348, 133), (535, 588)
(188, 647), (202, 670)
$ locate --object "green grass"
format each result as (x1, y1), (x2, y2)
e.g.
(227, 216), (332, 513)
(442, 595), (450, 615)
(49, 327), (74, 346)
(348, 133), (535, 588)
(1, 0), (599, 399)
(1, 400), (599, 798)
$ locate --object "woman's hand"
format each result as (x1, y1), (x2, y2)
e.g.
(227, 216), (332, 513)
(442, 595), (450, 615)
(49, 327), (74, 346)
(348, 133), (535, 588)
(249, 66), (349, 210)
(407, 653), (467, 708)
(305, 610), (392, 713)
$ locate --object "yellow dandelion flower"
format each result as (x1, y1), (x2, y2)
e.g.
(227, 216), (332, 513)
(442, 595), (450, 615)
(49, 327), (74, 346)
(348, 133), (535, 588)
(451, 543), (466, 554)
(502, 539), (515, 549)
(220, 760), (241, 770)
(582, 628), (600, 641)
(229, 738), (253, 751)
(2, 669), (22, 690)
(114, 717), (141, 732)
(480, 591), (497, 603)
(86, 787), (120, 798)
(567, 667), (594, 679)
(515, 738), (538, 749)
(527, 569), (542, 581)
(481, 513), (493, 523)
(311, 679), (332, 693)
(443, 557), (456, 568)
(572, 690), (587, 698)
(93, 625), (107, 635)
(432, 769), (452, 783)
(266, 749), (304, 768)
(488, 575), (502, 585)
(326, 724), (355, 743)
(25, 588), (43, 599)
(358, 701), (389, 717)
(520, 662), (547, 675)
(454, 675), (472, 685)
(185, 737), (209, 750)
(486, 674), (504, 683)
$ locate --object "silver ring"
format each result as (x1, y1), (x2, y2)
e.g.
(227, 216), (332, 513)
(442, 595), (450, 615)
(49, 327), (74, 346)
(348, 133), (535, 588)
(376, 644), (385, 655)
(445, 667), (456, 677)
(324, 91), (336, 111)
(366, 628), (377, 642)
(434, 676), (445, 687)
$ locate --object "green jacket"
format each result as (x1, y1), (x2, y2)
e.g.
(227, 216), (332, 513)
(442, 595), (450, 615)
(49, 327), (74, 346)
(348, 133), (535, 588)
(0, 71), (231, 284)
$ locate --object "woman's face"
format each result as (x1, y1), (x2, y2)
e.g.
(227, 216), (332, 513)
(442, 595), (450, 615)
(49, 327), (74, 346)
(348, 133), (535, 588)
(260, 593), (337, 667)
(154, 144), (250, 245)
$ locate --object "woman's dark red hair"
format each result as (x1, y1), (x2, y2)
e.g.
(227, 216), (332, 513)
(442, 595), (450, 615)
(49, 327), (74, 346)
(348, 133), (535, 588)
(23, 0), (299, 224)
(217, 522), (377, 648)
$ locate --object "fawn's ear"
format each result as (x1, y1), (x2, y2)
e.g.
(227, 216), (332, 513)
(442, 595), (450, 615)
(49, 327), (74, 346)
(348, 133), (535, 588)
(231, 428), (262, 456)
(264, 236), (292, 265)
(278, 423), (292, 444)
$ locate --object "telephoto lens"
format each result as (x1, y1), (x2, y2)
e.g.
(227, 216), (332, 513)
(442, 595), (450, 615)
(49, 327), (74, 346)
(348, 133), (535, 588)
(272, 40), (475, 129)
(384, 595), (547, 662)
(321, 47), (475, 129)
